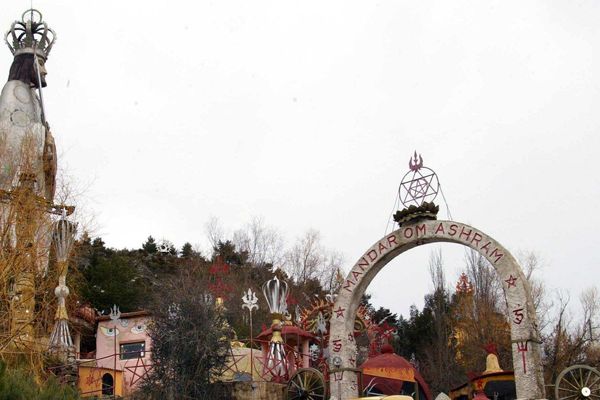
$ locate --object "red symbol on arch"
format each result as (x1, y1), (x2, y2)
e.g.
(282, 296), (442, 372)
(332, 339), (342, 353)
(334, 307), (345, 319)
(512, 307), (524, 325)
(505, 275), (517, 288)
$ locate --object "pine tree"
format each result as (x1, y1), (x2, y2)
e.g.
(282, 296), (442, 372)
(142, 236), (158, 254)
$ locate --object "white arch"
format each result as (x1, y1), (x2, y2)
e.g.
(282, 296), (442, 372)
(328, 220), (545, 400)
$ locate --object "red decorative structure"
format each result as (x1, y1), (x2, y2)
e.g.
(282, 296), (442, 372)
(456, 273), (474, 294)
(208, 256), (232, 300)
(368, 321), (397, 357)
(256, 324), (314, 381)
(399, 152), (440, 208)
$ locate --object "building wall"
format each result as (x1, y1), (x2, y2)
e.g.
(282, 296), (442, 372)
(78, 366), (123, 397)
(95, 316), (152, 395)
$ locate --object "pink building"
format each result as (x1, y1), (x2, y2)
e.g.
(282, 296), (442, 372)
(77, 311), (152, 397)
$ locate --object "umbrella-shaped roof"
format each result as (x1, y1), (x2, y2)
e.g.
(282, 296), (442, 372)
(361, 344), (432, 400)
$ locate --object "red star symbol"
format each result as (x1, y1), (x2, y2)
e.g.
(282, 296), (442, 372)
(124, 357), (153, 386)
(334, 307), (345, 319)
(505, 275), (517, 288)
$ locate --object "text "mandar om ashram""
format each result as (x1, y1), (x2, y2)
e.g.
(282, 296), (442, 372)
(343, 221), (505, 293)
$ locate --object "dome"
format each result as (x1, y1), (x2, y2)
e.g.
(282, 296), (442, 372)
(361, 346), (432, 400)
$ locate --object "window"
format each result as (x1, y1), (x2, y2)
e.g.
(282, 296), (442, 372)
(120, 341), (145, 360)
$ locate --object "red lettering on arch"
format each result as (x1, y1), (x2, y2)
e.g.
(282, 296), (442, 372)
(471, 232), (482, 247)
(352, 270), (363, 280)
(459, 227), (472, 241)
(378, 242), (388, 253)
(435, 223), (445, 235)
(343, 279), (356, 293)
(449, 224), (458, 236)
(387, 234), (398, 247)
(367, 250), (377, 262)
(490, 248), (504, 263)
(357, 257), (369, 271)
(481, 241), (492, 254)
(416, 224), (426, 237)
(403, 227), (414, 239)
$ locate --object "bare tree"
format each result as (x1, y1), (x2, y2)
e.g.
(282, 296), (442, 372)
(452, 249), (512, 373)
(321, 250), (345, 295)
(544, 291), (574, 386)
(517, 251), (550, 332)
(423, 249), (462, 392)
(232, 216), (285, 268)
(541, 287), (600, 386)
(0, 126), (80, 376)
(581, 287), (600, 364)
(464, 249), (503, 312)
(285, 229), (324, 285)
(204, 216), (225, 251)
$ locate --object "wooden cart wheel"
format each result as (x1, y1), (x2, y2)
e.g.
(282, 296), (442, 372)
(555, 364), (600, 400)
(286, 367), (326, 400)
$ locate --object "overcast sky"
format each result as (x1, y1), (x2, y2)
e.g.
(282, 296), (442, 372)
(3, 1), (599, 317)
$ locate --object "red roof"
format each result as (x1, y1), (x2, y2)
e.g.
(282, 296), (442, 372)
(361, 345), (432, 400)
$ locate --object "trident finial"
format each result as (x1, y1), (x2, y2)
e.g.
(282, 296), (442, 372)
(409, 151), (423, 172)
(109, 305), (121, 321)
(242, 288), (259, 312)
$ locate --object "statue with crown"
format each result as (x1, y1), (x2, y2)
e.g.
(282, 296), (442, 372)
(0, 8), (77, 375)
(1, 9), (56, 200)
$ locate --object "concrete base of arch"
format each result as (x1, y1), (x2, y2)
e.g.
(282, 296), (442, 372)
(328, 220), (546, 400)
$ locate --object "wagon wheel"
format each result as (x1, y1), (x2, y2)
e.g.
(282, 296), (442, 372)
(286, 367), (326, 400)
(555, 364), (600, 400)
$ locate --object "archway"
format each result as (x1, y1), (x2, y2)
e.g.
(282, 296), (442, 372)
(328, 220), (545, 400)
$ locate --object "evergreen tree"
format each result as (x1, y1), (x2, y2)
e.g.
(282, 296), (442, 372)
(75, 237), (145, 313)
(212, 240), (248, 266)
(180, 242), (195, 258)
(142, 236), (158, 254)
